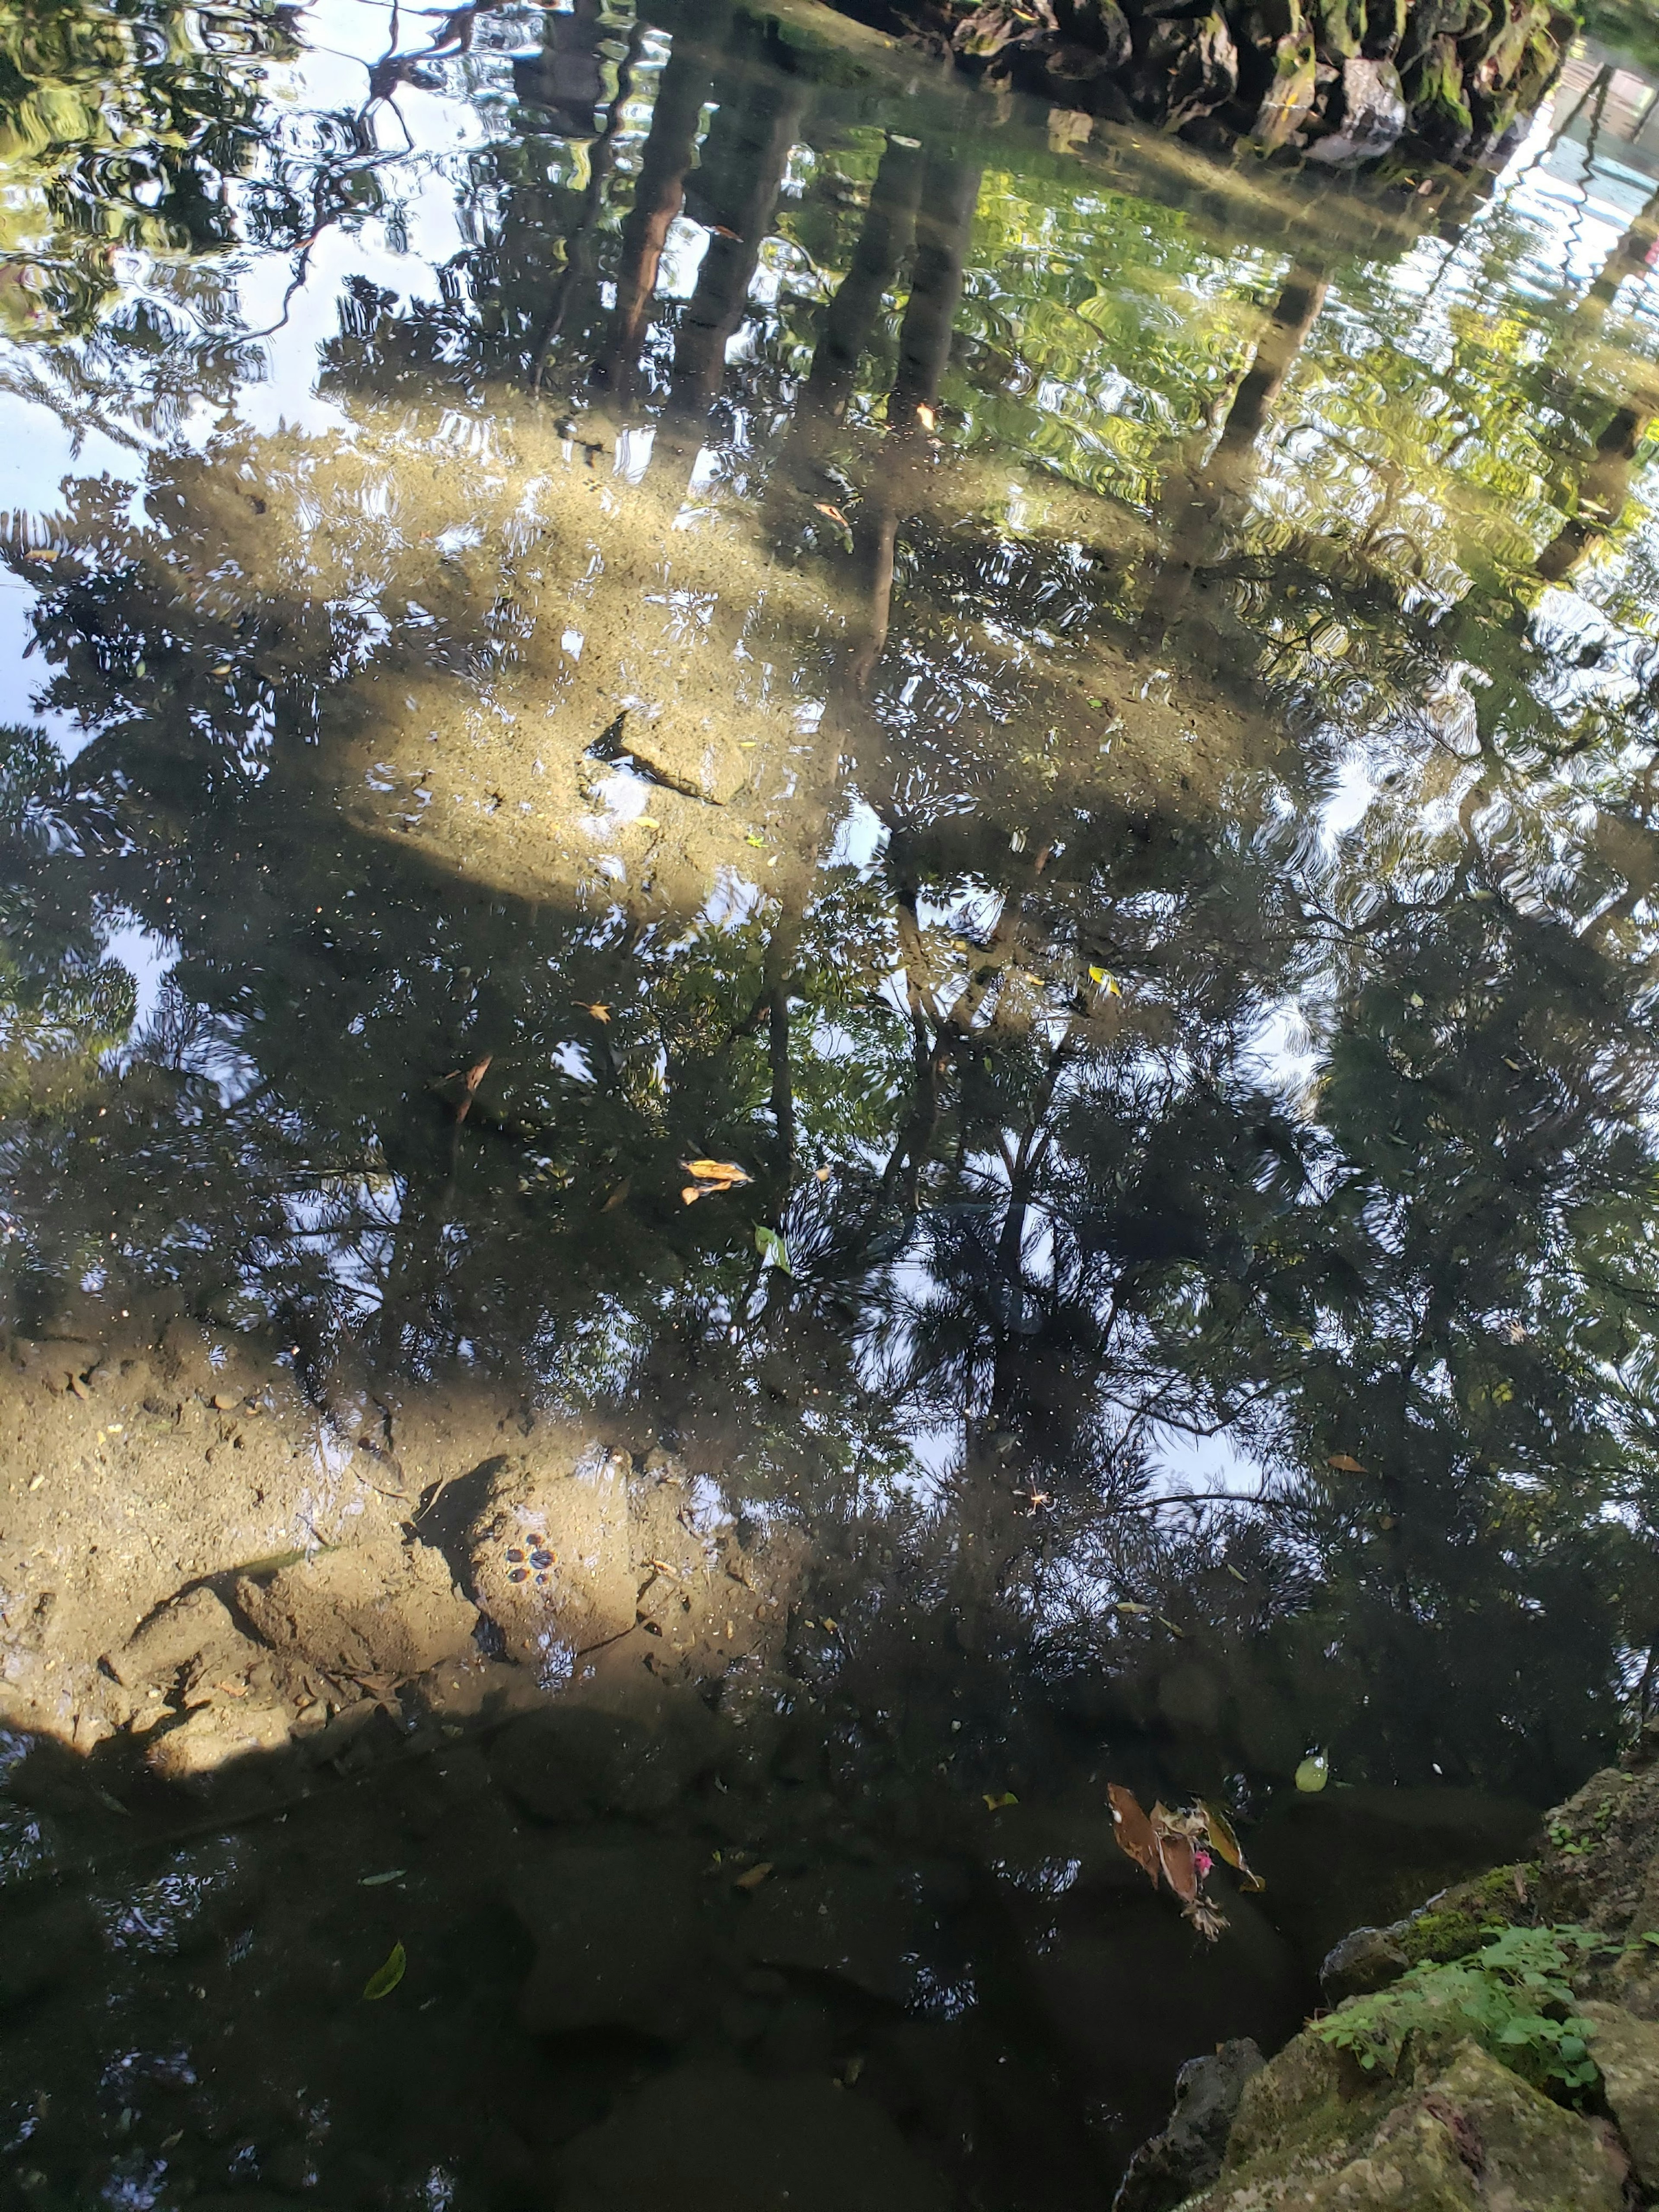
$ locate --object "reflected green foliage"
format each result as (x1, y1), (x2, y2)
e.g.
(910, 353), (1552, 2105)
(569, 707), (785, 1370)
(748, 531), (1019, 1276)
(0, 722), (131, 1113)
(0, 0), (296, 338)
(0, 0), (1658, 1818)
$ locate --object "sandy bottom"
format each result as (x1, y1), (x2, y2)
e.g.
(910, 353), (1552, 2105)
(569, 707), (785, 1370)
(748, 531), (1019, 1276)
(0, 1315), (802, 1778)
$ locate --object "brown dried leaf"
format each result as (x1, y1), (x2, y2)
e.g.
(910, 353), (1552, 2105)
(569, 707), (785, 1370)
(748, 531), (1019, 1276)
(813, 501), (852, 531)
(1150, 1803), (1199, 1905)
(1183, 1894), (1229, 1942)
(599, 1179), (630, 1213)
(1107, 1783), (1160, 1888)
(734, 1861), (772, 1891)
(1325, 1452), (1367, 1473)
(454, 1054), (493, 1124)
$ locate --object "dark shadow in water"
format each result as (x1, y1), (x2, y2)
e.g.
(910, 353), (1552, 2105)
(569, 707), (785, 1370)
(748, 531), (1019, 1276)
(0, 5), (1658, 2207)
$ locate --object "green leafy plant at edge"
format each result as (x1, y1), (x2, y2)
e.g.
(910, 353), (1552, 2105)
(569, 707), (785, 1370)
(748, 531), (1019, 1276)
(1315, 1926), (1615, 2096)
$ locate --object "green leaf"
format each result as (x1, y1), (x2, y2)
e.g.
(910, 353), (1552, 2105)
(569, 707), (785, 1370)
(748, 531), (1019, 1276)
(1294, 1754), (1329, 1792)
(755, 1225), (792, 1274)
(363, 1941), (407, 2000)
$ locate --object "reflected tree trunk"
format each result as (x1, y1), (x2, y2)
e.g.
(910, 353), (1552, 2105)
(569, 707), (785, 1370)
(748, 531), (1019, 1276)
(1535, 394), (1656, 582)
(1142, 260), (1328, 643)
(1583, 182), (1659, 323)
(803, 134), (925, 424)
(760, 133), (923, 557)
(528, 22), (648, 391)
(664, 82), (808, 417)
(596, 28), (723, 402)
(851, 157), (980, 692)
(512, 0), (610, 137)
(1533, 195), (1659, 583)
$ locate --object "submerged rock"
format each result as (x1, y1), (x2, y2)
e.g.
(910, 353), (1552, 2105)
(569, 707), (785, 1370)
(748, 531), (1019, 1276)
(1319, 1921), (1413, 2001)
(235, 1538), (479, 1681)
(1112, 2037), (1265, 2212)
(512, 1838), (716, 2038)
(556, 2059), (950, 2212)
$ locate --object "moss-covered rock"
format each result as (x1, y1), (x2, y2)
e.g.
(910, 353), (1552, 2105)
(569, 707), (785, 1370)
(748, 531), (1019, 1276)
(1180, 2033), (1626, 2211)
(1580, 2001), (1659, 2193)
(1319, 1863), (1535, 2000)
(907, 0), (1573, 167)
(1407, 32), (1475, 152)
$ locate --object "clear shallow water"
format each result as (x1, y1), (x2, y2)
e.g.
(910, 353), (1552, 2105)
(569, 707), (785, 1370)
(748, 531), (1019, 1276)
(1, 1), (1659, 2204)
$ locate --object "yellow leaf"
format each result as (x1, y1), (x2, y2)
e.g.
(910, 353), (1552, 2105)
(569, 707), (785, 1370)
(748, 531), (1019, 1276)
(915, 404), (937, 431)
(1325, 1453), (1367, 1474)
(734, 1861), (772, 1891)
(983, 1791), (1018, 1811)
(575, 1001), (610, 1023)
(636, 816), (660, 830)
(683, 1159), (751, 1186)
(363, 1940), (406, 1999)
(1200, 1800), (1265, 1892)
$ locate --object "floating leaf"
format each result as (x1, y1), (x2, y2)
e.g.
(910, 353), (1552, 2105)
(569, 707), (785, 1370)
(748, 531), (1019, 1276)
(983, 1791), (1018, 1811)
(815, 1164), (832, 1182)
(1200, 1801), (1265, 1893)
(683, 1159), (751, 1188)
(600, 1179), (630, 1213)
(453, 1055), (492, 1125)
(636, 816), (660, 830)
(363, 1941), (407, 1999)
(706, 223), (744, 241)
(575, 1001), (610, 1023)
(1150, 1805), (1198, 1906)
(734, 1861), (772, 1891)
(915, 403), (937, 431)
(755, 1225), (792, 1275)
(359, 1869), (406, 1888)
(1325, 1453), (1367, 1474)
(1295, 1754), (1329, 1793)
(813, 500), (852, 531)
(1107, 1783), (1160, 1887)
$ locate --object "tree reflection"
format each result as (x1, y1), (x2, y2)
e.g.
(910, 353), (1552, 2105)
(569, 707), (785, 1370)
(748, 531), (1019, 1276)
(0, 0), (1656, 1813)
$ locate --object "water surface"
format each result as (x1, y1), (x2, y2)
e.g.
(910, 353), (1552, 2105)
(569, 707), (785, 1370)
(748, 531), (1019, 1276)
(2, 2), (1659, 2204)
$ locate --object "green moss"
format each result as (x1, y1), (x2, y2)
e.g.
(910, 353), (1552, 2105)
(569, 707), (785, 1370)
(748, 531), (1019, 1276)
(1396, 1864), (1535, 1965)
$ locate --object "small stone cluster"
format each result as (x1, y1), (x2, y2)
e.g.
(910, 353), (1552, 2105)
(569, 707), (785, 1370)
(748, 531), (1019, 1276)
(935, 0), (1576, 167)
